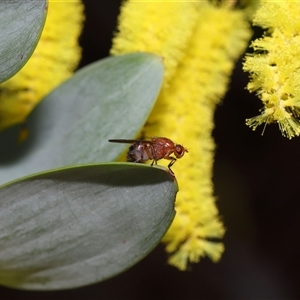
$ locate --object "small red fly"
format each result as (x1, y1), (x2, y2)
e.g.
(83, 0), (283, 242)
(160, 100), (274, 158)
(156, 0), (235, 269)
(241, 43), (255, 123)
(108, 137), (188, 174)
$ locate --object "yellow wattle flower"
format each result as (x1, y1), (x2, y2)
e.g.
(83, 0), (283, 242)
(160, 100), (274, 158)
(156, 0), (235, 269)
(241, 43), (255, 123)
(111, 0), (251, 270)
(0, 0), (84, 132)
(243, 0), (300, 139)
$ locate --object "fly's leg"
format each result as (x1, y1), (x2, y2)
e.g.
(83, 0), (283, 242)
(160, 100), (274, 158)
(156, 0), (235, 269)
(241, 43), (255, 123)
(166, 157), (176, 174)
(151, 160), (158, 166)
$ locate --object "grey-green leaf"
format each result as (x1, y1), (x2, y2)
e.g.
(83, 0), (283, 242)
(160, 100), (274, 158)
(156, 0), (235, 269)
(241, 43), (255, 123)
(0, 53), (164, 185)
(0, 1), (47, 83)
(0, 163), (177, 290)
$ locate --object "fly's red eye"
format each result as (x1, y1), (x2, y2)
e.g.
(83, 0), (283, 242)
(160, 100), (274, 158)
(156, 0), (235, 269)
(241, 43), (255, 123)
(175, 145), (184, 157)
(176, 146), (183, 154)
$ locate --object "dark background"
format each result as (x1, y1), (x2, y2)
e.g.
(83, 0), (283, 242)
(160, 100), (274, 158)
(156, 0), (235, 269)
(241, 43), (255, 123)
(1, 1), (300, 299)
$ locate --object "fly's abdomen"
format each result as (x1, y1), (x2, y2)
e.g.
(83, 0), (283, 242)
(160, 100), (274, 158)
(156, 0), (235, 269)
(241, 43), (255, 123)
(127, 142), (152, 163)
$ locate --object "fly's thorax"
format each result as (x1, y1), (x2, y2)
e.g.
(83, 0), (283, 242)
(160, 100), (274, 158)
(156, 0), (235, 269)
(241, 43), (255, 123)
(150, 137), (175, 160)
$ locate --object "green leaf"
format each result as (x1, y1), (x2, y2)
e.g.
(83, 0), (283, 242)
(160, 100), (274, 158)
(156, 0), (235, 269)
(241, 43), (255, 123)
(0, 163), (177, 290)
(0, 53), (166, 290)
(0, 53), (164, 185)
(0, 1), (47, 83)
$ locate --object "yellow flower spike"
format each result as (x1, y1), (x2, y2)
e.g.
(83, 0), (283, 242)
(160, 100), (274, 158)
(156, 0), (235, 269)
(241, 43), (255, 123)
(243, 0), (300, 139)
(111, 1), (199, 86)
(111, 0), (251, 270)
(0, 0), (84, 131)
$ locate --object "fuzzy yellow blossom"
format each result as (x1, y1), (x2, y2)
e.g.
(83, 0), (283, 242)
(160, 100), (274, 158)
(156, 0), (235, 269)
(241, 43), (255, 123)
(243, 0), (300, 139)
(110, 1), (199, 86)
(111, 0), (251, 270)
(0, 0), (84, 131)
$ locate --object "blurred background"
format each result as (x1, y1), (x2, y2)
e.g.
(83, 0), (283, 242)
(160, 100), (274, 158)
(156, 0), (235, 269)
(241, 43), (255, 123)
(1, 1), (299, 299)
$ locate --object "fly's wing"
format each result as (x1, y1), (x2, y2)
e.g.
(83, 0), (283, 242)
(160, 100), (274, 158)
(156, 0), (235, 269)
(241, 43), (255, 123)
(108, 139), (153, 144)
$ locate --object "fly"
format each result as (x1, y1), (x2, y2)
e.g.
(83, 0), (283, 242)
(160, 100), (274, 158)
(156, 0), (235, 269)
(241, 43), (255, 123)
(108, 137), (188, 174)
